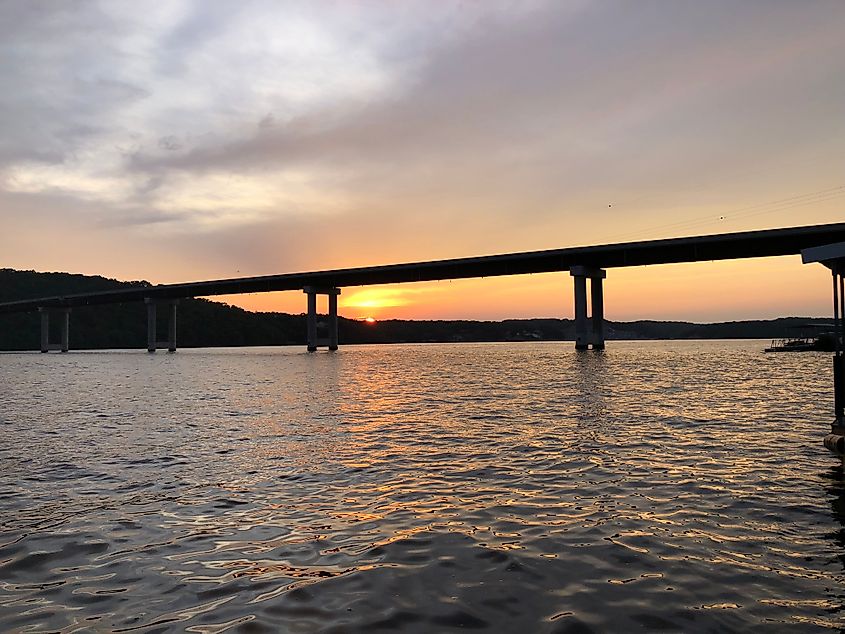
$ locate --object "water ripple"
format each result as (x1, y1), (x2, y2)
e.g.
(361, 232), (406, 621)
(1, 341), (843, 631)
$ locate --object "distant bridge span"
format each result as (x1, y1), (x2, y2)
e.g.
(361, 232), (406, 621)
(4, 222), (845, 352)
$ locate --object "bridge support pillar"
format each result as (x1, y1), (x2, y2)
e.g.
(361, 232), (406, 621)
(145, 298), (178, 353)
(40, 308), (48, 353)
(821, 262), (845, 453)
(570, 266), (606, 350)
(832, 264), (845, 434)
(328, 292), (339, 351)
(303, 286), (341, 352)
(38, 307), (70, 353)
(306, 291), (318, 352)
(146, 300), (156, 352)
(800, 241), (845, 453)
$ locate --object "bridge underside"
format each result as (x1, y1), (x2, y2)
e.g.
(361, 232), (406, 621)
(2, 222), (842, 315)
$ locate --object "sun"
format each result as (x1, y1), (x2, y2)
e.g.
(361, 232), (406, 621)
(365, 317), (376, 323)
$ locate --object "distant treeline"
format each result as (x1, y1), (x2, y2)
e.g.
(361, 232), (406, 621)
(0, 268), (832, 351)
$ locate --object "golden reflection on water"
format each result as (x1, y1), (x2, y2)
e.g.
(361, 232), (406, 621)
(1, 341), (844, 631)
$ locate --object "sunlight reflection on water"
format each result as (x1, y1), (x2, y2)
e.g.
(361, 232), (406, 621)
(0, 341), (843, 632)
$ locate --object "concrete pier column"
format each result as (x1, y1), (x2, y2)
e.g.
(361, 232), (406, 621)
(59, 308), (70, 353)
(145, 299), (157, 353)
(573, 274), (589, 350)
(303, 286), (341, 351)
(800, 242), (845, 451)
(38, 307), (70, 352)
(570, 266), (607, 350)
(835, 266), (845, 427)
(305, 290), (318, 352)
(167, 300), (177, 352)
(825, 263), (845, 452)
(591, 275), (605, 350)
(39, 308), (49, 353)
(839, 269), (845, 426)
(145, 298), (179, 352)
(328, 292), (339, 351)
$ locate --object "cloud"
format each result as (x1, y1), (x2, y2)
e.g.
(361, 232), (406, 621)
(0, 0), (844, 321)
(124, 0), (845, 231)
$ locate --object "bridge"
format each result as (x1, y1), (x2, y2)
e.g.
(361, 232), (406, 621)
(3, 221), (845, 354)
(8, 220), (845, 450)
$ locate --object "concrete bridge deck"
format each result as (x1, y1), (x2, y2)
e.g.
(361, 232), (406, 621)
(3, 222), (845, 314)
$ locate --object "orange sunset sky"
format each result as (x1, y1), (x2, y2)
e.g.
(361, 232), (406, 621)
(1, 2), (843, 322)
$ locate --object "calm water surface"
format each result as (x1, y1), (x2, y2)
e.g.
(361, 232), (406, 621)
(1, 341), (844, 632)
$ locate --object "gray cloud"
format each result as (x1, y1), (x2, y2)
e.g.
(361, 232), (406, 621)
(126, 0), (845, 219)
(1, 0), (844, 320)
(0, 1), (140, 166)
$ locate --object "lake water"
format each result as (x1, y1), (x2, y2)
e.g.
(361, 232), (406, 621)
(1, 341), (843, 632)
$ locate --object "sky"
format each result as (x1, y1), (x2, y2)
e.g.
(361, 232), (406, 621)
(1, 0), (844, 322)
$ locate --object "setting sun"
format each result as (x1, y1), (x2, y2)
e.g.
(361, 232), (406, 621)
(365, 317), (376, 323)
